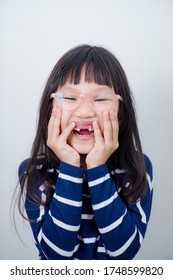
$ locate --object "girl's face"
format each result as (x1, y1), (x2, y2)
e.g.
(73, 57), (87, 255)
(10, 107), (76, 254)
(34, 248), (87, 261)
(53, 69), (120, 155)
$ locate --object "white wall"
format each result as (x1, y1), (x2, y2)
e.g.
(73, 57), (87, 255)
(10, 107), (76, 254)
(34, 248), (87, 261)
(0, 0), (173, 259)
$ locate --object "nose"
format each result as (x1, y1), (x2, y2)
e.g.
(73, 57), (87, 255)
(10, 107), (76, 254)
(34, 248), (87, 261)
(74, 97), (96, 118)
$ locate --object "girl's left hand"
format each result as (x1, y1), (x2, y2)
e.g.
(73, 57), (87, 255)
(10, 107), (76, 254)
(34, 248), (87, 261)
(86, 110), (119, 169)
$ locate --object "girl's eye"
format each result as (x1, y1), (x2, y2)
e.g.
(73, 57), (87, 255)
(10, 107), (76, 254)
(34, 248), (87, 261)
(95, 98), (107, 102)
(64, 97), (77, 101)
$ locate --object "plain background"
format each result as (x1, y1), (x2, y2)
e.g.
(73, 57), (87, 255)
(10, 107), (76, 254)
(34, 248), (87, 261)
(0, 0), (173, 260)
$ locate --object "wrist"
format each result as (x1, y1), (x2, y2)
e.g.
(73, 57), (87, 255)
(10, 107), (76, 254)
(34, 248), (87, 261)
(86, 162), (105, 170)
(86, 158), (106, 169)
(64, 160), (80, 168)
(86, 163), (98, 170)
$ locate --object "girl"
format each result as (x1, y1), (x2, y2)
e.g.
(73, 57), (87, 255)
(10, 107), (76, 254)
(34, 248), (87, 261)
(18, 44), (153, 260)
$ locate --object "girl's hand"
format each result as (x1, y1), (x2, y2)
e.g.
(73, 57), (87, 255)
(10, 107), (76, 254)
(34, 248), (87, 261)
(86, 110), (119, 169)
(47, 106), (80, 167)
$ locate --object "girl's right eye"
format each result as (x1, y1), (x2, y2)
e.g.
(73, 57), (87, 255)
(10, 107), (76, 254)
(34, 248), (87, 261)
(63, 97), (77, 101)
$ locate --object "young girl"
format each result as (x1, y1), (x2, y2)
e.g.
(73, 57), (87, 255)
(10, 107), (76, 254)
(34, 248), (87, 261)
(18, 44), (153, 260)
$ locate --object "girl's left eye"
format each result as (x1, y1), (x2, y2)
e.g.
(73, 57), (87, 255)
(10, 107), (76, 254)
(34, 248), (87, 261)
(95, 98), (107, 102)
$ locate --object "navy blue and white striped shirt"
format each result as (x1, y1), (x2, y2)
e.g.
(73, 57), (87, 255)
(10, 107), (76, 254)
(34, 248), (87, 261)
(19, 155), (153, 259)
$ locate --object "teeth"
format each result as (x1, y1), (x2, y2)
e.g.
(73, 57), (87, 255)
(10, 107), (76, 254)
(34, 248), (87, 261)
(74, 128), (80, 131)
(74, 126), (94, 132)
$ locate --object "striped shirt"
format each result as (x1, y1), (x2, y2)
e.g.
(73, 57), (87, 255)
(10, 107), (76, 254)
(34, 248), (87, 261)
(18, 155), (153, 260)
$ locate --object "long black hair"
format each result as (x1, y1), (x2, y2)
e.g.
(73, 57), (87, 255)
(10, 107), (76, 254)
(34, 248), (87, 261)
(18, 44), (147, 218)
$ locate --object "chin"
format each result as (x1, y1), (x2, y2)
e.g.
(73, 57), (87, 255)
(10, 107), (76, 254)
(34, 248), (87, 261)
(73, 144), (93, 155)
(68, 138), (94, 155)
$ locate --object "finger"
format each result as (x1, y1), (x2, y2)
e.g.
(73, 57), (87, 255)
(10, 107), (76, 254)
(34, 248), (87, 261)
(47, 107), (57, 139)
(59, 122), (76, 143)
(103, 111), (113, 143)
(51, 107), (62, 141)
(110, 110), (119, 143)
(93, 121), (103, 144)
(48, 106), (61, 140)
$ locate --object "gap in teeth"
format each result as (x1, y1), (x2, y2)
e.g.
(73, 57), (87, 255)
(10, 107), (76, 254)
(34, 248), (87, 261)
(74, 127), (93, 132)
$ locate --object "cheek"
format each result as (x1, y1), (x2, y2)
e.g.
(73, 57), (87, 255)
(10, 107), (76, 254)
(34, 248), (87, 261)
(112, 101), (120, 114)
(97, 112), (104, 132)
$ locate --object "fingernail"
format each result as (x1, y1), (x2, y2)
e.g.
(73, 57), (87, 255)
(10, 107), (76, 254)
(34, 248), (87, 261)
(93, 121), (98, 126)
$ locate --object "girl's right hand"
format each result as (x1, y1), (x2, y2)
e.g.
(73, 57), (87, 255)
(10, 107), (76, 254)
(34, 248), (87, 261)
(47, 106), (80, 167)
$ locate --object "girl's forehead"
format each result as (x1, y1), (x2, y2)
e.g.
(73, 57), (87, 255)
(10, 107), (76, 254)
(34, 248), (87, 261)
(58, 83), (115, 95)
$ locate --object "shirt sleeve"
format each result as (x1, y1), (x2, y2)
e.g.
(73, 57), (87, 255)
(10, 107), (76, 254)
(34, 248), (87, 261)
(19, 161), (84, 260)
(85, 155), (153, 259)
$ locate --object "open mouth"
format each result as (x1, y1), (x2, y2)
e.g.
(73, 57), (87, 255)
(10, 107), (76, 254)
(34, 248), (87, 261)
(73, 127), (94, 136)
(73, 122), (94, 137)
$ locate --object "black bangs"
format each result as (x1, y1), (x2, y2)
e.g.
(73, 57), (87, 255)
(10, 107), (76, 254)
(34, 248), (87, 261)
(56, 45), (113, 88)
